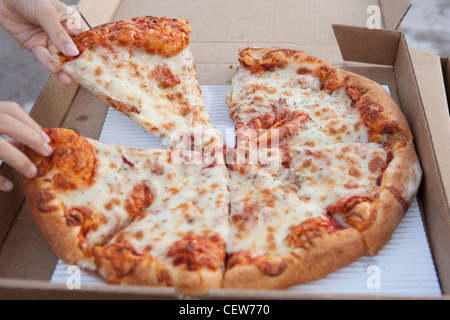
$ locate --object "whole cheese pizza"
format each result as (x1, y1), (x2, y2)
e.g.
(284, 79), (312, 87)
(23, 16), (422, 295)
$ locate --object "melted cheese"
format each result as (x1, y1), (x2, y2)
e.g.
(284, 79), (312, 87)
(110, 159), (230, 261)
(228, 68), (369, 146)
(228, 164), (326, 256)
(61, 46), (220, 150)
(274, 143), (388, 208)
(49, 138), (230, 268)
(53, 140), (161, 246)
(81, 144), (230, 267)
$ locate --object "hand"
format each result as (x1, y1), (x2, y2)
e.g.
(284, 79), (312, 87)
(0, 102), (53, 192)
(0, 0), (88, 85)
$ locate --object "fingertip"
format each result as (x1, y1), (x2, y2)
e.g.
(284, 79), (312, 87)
(0, 179), (13, 192)
(62, 43), (79, 57)
(44, 60), (58, 74)
(27, 164), (38, 180)
(58, 72), (73, 86)
(41, 130), (51, 143)
(43, 143), (53, 157)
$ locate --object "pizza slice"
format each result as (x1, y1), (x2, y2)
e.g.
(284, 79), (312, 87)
(257, 141), (422, 255)
(227, 47), (413, 148)
(223, 161), (366, 290)
(23, 128), (230, 294)
(23, 128), (157, 263)
(88, 159), (230, 294)
(52, 16), (222, 151)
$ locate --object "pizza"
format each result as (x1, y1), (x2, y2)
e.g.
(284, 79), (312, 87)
(223, 47), (421, 288)
(24, 128), (230, 295)
(52, 16), (221, 152)
(23, 17), (422, 295)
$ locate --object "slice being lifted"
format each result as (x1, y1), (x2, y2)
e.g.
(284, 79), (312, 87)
(24, 128), (230, 295)
(52, 16), (221, 151)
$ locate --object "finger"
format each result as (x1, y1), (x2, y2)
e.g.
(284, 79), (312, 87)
(30, 45), (58, 74)
(36, 3), (79, 57)
(48, 43), (58, 56)
(30, 45), (73, 85)
(0, 137), (37, 180)
(0, 114), (52, 157)
(6, 138), (22, 151)
(0, 102), (49, 141)
(57, 72), (73, 86)
(0, 175), (14, 192)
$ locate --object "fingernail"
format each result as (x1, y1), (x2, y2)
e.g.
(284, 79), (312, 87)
(43, 143), (53, 156)
(42, 131), (51, 143)
(3, 180), (13, 191)
(28, 165), (37, 179)
(63, 43), (79, 56)
(44, 60), (58, 73)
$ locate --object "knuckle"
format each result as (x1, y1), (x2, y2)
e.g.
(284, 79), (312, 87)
(4, 101), (21, 111)
(16, 154), (33, 173)
(0, 114), (11, 128)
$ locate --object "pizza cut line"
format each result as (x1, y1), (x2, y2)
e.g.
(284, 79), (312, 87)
(23, 16), (422, 295)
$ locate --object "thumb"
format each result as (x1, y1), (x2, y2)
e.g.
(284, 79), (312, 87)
(36, 3), (79, 57)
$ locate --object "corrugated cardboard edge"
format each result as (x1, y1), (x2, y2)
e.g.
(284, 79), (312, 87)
(440, 56), (450, 109)
(379, 0), (412, 30)
(409, 49), (450, 294)
(333, 24), (400, 66)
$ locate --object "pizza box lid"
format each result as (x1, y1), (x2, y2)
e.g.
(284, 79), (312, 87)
(1, 0), (450, 300)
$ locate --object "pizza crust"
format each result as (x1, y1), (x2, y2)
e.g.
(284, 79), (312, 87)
(223, 227), (366, 290)
(89, 244), (224, 295)
(363, 141), (422, 255)
(24, 178), (86, 264)
(324, 69), (414, 142)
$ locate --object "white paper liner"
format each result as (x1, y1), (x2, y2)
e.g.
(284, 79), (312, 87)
(50, 86), (441, 297)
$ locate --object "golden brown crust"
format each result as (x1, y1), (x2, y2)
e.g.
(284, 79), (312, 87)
(23, 128), (101, 264)
(90, 243), (223, 295)
(238, 47), (335, 82)
(362, 140), (422, 255)
(324, 69), (413, 142)
(381, 140), (422, 206)
(223, 227), (366, 290)
(23, 177), (86, 264)
(53, 16), (191, 68)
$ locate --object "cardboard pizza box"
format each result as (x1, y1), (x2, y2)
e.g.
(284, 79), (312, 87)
(406, 48), (450, 296)
(439, 56), (450, 110)
(1, 0), (450, 300)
